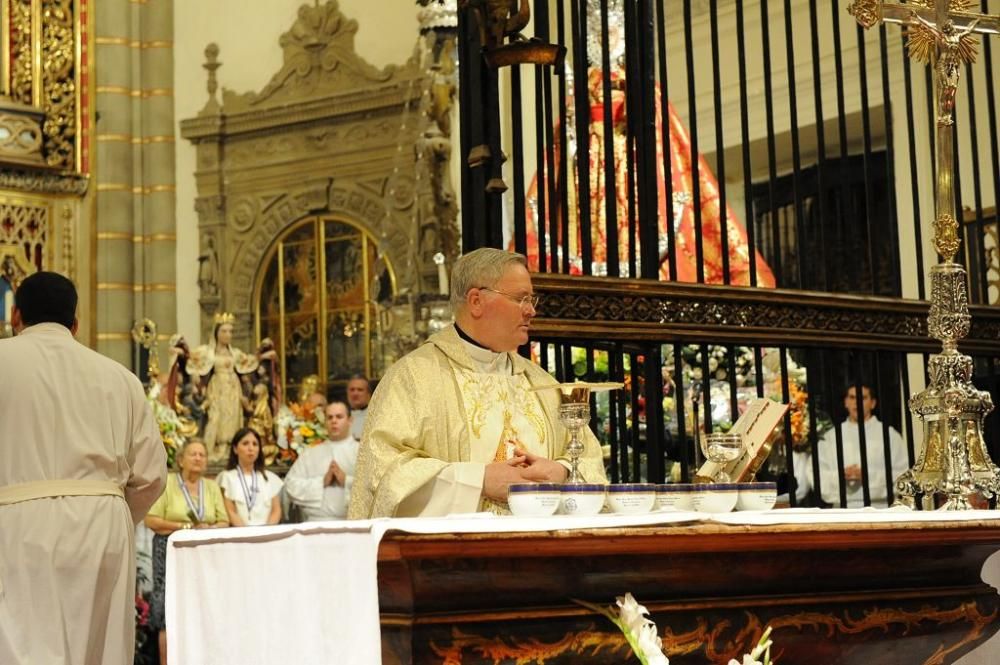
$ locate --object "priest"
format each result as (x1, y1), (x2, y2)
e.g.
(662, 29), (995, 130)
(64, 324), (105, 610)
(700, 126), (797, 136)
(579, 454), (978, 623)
(349, 248), (606, 518)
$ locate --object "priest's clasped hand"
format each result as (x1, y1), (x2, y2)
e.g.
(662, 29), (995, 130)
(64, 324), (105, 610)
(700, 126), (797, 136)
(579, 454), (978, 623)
(481, 448), (569, 502)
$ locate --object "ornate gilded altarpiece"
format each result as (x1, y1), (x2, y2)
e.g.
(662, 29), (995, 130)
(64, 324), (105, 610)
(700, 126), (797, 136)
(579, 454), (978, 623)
(181, 1), (458, 393)
(0, 0), (91, 338)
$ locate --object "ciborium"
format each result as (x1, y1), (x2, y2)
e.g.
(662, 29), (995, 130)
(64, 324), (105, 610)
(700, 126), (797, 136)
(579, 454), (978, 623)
(535, 382), (623, 484)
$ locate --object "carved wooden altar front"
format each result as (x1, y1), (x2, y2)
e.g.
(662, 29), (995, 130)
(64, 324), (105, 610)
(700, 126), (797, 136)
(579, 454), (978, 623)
(378, 520), (1000, 664)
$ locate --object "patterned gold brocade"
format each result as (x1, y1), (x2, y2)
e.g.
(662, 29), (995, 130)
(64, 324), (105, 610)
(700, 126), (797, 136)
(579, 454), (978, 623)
(348, 325), (607, 519)
(457, 366), (549, 514)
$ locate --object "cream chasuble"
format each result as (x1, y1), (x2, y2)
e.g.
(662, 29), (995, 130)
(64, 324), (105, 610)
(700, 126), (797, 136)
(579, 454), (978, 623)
(349, 325), (607, 519)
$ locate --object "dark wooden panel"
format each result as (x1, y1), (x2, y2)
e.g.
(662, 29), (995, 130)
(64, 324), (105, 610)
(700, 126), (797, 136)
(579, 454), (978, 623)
(530, 274), (1000, 354)
(378, 521), (1000, 665)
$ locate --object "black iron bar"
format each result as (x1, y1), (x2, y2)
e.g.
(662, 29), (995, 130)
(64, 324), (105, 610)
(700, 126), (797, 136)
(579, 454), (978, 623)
(644, 343), (666, 483)
(673, 343), (690, 483)
(878, 28), (901, 297)
(684, 0), (705, 283)
(984, 1), (1000, 305)
(853, 358), (873, 507)
(511, 66), (527, 256)
(875, 351), (895, 505)
(736, 0), (759, 287)
(830, 0), (854, 295)
(808, 0), (830, 291)
(710, 0), (730, 284)
(534, 0), (550, 271)
(556, 1), (571, 273)
(571, 0), (593, 275)
(900, 352), (916, 467)
(963, 61), (988, 304)
(901, 33), (926, 301)
(778, 347), (795, 505)
(854, 24), (878, 294)
(783, 0), (806, 290)
(655, 0), (677, 282)
(636, 0), (660, 280)
(624, 0), (639, 278)
(760, 0), (781, 285)
(600, 0), (620, 278)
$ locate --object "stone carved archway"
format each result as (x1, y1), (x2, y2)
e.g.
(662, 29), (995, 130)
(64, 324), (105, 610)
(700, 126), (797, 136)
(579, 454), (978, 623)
(180, 1), (456, 357)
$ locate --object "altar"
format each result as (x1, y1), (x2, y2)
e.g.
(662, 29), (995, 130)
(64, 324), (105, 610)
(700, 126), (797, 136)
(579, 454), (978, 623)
(166, 510), (1000, 665)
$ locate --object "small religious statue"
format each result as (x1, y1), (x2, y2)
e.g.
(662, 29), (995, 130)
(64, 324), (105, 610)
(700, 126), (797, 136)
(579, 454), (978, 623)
(167, 313), (278, 462)
(246, 383), (279, 466)
(908, 13), (980, 120)
(197, 235), (220, 297)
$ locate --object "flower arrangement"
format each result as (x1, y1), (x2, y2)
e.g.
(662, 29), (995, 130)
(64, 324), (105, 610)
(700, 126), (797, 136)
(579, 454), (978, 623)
(576, 593), (775, 665)
(274, 402), (328, 463)
(661, 346), (830, 450)
(145, 383), (184, 467)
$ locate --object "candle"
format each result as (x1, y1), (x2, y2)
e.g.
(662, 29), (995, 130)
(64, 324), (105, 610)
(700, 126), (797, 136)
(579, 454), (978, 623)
(433, 252), (448, 296)
(2, 287), (12, 322)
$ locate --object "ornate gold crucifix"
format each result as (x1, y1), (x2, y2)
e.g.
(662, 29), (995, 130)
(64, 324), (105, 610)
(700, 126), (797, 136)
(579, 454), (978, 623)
(849, 0), (1000, 510)
(850, 0), (998, 261)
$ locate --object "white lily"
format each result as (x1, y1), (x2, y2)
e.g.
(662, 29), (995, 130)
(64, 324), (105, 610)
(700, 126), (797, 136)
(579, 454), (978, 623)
(576, 593), (669, 665)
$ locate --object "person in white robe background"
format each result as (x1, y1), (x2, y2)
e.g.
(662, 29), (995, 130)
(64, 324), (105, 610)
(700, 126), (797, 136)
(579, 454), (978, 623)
(285, 399), (359, 520)
(795, 383), (909, 508)
(347, 374), (372, 440)
(0, 271), (167, 665)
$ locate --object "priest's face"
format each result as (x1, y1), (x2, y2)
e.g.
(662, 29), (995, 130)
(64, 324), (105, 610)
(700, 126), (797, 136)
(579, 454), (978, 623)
(480, 263), (536, 351)
(325, 402), (353, 441)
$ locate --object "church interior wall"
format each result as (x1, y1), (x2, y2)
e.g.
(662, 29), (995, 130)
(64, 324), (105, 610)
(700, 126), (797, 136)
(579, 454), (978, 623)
(172, 0), (422, 346)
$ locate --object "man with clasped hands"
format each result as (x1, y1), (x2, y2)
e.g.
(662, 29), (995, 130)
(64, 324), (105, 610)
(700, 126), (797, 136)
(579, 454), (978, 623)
(349, 248), (606, 518)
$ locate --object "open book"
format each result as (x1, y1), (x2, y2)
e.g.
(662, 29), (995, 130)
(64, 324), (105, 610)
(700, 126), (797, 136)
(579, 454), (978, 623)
(696, 397), (790, 483)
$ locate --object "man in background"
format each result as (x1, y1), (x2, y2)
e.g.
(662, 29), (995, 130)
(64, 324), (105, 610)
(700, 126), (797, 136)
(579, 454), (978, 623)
(346, 373), (372, 440)
(798, 383), (910, 508)
(285, 399), (359, 520)
(0, 271), (167, 665)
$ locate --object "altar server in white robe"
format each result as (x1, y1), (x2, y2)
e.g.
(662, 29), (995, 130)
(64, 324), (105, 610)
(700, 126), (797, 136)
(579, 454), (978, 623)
(799, 383), (909, 508)
(349, 248), (607, 519)
(0, 271), (167, 665)
(285, 399), (360, 520)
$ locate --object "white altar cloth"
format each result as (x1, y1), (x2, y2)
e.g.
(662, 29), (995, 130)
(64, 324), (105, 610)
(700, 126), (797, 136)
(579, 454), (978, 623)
(165, 508), (1000, 665)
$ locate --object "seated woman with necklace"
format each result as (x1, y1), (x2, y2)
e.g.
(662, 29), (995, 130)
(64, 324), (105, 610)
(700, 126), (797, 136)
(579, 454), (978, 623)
(217, 428), (283, 526)
(144, 439), (228, 665)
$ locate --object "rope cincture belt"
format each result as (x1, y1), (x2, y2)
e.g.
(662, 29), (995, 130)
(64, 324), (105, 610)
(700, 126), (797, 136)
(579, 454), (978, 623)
(0, 479), (124, 506)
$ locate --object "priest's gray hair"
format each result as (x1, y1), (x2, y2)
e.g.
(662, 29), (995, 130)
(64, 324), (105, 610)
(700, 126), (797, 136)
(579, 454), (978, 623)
(451, 248), (528, 310)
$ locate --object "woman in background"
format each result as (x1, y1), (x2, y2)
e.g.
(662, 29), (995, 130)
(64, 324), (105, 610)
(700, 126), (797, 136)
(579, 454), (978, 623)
(144, 439), (228, 665)
(217, 428), (283, 526)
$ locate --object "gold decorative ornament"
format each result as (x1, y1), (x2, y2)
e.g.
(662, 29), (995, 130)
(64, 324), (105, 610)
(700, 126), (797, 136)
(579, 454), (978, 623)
(213, 311), (236, 326)
(130, 318), (160, 380)
(850, 0), (1000, 509)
